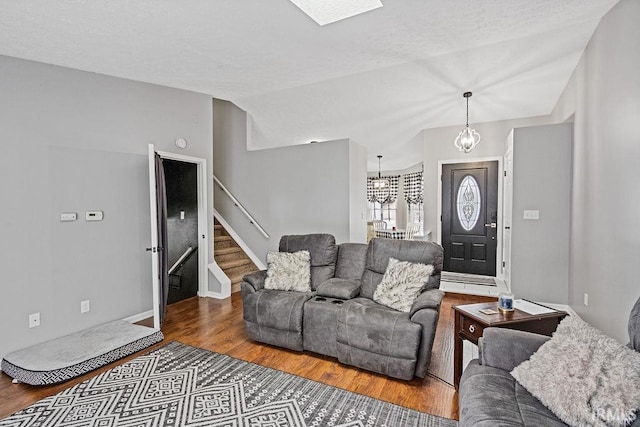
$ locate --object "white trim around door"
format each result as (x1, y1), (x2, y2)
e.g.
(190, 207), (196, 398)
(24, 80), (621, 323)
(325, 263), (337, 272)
(437, 156), (504, 280)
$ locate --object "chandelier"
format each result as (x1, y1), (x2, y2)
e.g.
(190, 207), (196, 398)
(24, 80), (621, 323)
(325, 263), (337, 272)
(372, 155), (390, 200)
(454, 91), (481, 153)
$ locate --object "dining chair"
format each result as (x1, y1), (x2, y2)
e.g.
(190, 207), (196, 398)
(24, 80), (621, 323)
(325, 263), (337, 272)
(372, 220), (387, 231)
(404, 223), (420, 240)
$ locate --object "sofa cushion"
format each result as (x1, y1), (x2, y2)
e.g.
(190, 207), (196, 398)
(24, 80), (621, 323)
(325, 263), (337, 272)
(360, 238), (443, 299)
(336, 298), (422, 380)
(459, 360), (565, 427)
(373, 258), (433, 312)
(337, 298), (421, 359)
(265, 250), (311, 292)
(335, 243), (367, 280)
(316, 278), (360, 300)
(242, 289), (312, 333)
(511, 315), (640, 427)
(279, 234), (338, 290)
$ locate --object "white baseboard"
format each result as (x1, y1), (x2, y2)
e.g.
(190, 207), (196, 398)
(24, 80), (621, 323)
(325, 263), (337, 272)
(122, 310), (154, 324)
(200, 290), (232, 300)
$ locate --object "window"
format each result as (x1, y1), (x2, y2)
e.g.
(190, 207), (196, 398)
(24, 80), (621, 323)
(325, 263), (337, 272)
(368, 201), (397, 228)
(407, 202), (424, 235)
(456, 175), (481, 231)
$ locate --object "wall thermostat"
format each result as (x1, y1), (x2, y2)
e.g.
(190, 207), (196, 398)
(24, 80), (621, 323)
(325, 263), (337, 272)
(175, 138), (188, 149)
(86, 211), (104, 221)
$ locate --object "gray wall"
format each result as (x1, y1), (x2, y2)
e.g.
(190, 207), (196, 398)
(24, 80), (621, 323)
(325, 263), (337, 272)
(349, 143), (368, 243)
(510, 124), (572, 304)
(0, 55), (213, 359)
(422, 115), (551, 241)
(213, 99), (367, 263)
(551, 0), (640, 342)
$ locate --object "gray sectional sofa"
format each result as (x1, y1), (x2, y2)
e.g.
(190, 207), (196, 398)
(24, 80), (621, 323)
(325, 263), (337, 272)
(241, 234), (444, 380)
(459, 296), (640, 427)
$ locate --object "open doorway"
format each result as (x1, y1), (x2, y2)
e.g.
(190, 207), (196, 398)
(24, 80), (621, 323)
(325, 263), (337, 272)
(148, 144), (209, 328)
(164, 159), (199, 304)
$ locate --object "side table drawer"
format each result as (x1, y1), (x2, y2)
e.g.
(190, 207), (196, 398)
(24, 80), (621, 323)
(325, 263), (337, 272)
(461, 317), (484, 341)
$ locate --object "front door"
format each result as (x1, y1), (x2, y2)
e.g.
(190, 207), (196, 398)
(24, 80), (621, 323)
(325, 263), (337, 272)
(441, 161), (498, 276)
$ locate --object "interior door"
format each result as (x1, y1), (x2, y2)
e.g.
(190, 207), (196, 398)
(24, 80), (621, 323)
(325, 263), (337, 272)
(442, 161), (498, 276)
(147, 144), (161, 329)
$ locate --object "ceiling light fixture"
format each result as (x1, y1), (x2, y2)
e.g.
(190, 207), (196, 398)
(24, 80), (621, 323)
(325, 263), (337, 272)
(454, 92), (481, 153)
(289, 0), (382, 26)
(372, 155), (390, 198)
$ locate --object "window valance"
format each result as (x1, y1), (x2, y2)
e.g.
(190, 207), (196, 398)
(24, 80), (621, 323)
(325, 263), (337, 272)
(403, 171), (424, 204)
(367, 175), (399, 204)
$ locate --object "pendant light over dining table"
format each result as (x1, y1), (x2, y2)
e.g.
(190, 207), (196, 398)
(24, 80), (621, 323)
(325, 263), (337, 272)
(454, 91), (481, 153)
(372, 155), (390, 200)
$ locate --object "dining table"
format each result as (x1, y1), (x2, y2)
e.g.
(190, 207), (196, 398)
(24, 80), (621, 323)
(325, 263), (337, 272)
(375, 229), (406, 240)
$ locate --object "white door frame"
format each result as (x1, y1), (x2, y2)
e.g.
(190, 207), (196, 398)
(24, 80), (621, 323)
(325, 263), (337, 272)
(149, 146), (209, 329)
(437, 156), (504, 278)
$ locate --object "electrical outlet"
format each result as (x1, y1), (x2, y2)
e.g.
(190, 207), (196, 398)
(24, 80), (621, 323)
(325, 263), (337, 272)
(584, 293), (589, 306)
(29, 312), (40, 328)
(81, 300), (90, 314)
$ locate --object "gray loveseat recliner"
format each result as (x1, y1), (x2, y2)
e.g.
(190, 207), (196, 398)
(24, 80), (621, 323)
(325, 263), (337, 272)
(459, 296), (640, 427)
(241, 234), (444, 380)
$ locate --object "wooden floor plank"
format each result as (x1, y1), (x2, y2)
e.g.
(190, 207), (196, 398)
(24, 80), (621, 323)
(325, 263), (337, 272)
(0, 291), (495, 420)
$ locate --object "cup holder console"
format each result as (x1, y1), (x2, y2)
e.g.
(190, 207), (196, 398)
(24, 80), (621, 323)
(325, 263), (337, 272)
(314, 297), (344, 305)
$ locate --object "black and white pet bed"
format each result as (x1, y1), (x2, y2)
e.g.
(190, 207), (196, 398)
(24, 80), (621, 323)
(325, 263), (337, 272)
(1, 320), (163, 385)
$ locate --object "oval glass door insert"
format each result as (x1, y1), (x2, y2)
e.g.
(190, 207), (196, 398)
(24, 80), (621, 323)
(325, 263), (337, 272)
(457, 175), (481, 231)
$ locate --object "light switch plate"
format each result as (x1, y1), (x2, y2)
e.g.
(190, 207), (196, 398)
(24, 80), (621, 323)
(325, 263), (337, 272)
(86, 211), (104, 221)
(523, 210), (540, 220)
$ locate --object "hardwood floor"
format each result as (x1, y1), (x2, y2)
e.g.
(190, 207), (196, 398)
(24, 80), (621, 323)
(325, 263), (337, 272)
(0, 291), (495, 421)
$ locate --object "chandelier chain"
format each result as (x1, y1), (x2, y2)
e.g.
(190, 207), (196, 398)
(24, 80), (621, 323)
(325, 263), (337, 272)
(466, 96), (469, 127)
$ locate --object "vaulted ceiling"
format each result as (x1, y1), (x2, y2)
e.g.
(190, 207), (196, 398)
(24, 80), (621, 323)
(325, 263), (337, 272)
(0, 0), (618, 170)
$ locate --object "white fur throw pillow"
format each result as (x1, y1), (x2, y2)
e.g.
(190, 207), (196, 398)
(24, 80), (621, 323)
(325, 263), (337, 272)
(511, 315), (640, 427)
(264, 250), (311, 292)
(373, 258), (434, 312)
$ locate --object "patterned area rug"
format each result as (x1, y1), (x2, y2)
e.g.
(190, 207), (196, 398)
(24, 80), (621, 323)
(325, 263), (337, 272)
(0, 342), (457, 427)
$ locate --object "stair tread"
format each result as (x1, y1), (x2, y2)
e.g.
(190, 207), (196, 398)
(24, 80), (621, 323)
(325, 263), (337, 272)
(215, 246), (242, 255)
(215, 235), (233, 241)
(229, 273), (248, 284)
(218, 258), (254, 269)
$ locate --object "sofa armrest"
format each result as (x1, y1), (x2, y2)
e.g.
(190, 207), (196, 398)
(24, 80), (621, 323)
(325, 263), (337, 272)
(242, 270), (267, 292)
(409, 289), (444, 317)
(409, 289), (444, 378)
(316, 278), (360, 300)
(480, 328), (550, 371)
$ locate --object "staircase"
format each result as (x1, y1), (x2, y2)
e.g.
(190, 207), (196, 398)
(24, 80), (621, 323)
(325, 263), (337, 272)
(213, 220), (259, 294)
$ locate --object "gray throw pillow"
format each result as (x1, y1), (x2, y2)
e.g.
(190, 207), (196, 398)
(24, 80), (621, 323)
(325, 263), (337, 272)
(511, 315), (640, 427)
(373, 257), (434, 312)
(264, 250), (311, 292)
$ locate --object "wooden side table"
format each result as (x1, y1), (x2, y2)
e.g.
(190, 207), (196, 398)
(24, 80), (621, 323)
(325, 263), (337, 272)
(453, 301), (567, 389)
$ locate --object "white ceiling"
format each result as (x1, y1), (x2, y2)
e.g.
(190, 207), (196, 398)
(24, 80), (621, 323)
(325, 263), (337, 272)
(0, 0), (618, 170)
